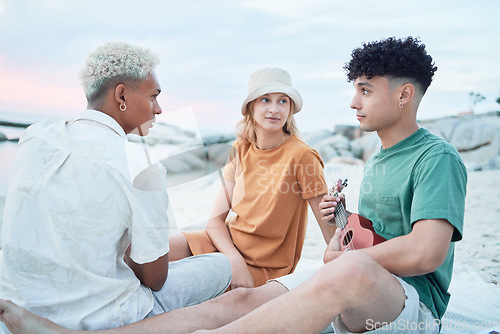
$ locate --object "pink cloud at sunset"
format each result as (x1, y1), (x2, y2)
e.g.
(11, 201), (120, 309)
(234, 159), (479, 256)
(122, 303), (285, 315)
(0, 56), (85, 118)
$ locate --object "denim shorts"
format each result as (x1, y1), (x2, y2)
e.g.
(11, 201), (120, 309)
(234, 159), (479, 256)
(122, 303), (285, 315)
(146, 253), (231, 317)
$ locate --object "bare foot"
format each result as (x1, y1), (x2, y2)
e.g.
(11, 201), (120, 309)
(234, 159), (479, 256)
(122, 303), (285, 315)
(0, 299), (71, 334)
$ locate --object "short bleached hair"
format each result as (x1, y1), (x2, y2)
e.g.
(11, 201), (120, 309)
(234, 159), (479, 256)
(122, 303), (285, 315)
(80, 42), (160, 102)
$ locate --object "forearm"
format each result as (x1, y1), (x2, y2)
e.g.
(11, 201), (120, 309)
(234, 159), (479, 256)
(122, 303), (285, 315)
(309, 195), (336, 244)
(206, 218), (244, 260)
(359, 237), (430, 277)
(124, 246), (169, 291)
(358, 219), (454, 277)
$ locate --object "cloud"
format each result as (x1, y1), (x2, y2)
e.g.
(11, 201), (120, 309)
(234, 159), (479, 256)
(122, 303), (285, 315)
(0, 0), (498, 133)
(0, 56), (84, 117)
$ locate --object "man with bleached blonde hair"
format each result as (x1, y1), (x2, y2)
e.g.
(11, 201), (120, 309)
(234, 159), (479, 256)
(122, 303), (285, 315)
(0, 42), (231, 332)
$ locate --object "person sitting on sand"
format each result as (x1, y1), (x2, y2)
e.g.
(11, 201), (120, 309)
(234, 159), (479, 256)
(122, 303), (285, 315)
(0, 42), (231, 332)
(168, 67), (332, 289)
(0, 36), (467, 334)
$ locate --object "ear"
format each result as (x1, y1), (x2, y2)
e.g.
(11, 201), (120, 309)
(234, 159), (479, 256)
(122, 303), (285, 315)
(114, 84), (126, 105)
(399, 83), (415, 106)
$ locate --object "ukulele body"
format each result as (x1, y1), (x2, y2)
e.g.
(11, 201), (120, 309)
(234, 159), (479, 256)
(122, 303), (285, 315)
(339, 213), (386, 251)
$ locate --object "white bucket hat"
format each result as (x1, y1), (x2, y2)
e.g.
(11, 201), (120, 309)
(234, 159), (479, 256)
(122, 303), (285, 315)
(241, 67), (303, 115)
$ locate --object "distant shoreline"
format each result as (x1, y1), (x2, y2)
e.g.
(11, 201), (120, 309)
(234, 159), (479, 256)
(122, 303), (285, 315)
(0, 120), (31, 129)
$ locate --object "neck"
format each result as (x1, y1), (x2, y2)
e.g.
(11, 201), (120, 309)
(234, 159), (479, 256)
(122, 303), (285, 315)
(87, 100), (130, 134)
(378, 119), (419, 149)
(256, 130), (287, 150)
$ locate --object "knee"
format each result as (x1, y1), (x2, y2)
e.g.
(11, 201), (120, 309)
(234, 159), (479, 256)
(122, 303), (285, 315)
(220, 287), (256, 314)
(312, 251), (378, 296)
(222, 283), (283, 314)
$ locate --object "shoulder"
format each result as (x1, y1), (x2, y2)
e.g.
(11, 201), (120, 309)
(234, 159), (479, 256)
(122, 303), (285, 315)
(418, 129), (464, 166)
(231, 138), (250, 155)
(21, 119), (67, 141)
(288, 136), (324, 162)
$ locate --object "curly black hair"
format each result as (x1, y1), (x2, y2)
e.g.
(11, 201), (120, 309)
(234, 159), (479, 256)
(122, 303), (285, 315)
(344, 37), (437, 94)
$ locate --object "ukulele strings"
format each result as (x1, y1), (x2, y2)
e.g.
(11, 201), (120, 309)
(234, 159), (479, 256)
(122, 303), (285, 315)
(329, 180), (355, 250)
(336, 199), (354, 249)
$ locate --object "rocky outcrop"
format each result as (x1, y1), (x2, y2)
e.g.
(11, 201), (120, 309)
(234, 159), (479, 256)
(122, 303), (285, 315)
(310, 111), (500, 171)
(146, 111), (500, 174)
(420, 112), (500, 171)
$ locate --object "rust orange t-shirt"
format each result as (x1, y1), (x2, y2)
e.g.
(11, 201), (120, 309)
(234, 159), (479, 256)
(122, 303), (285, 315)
(221, 135), (327, 284)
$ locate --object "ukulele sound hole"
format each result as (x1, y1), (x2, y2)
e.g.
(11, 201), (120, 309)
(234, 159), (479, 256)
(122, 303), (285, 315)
(343, 230), (353, 246)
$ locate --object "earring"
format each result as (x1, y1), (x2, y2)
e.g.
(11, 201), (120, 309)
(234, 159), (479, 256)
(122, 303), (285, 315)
(120, 102), (127, 111)
(399, 102), (403, 109)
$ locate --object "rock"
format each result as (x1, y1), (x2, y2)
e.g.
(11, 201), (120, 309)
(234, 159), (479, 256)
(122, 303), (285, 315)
(321, 146), (340, 161)
(302, 129), (334, 147)
(333, 125), (363, 140)
(449, 118), (499, 152)
(349, 140), (363, 159)
(314, 134), (352, 161)
(162, 147), (207, 174)
(206, 142), (234, 168)
(459, 137), (500, 171)
(0, 132), (7, 141)
(352, 133), (381, 161)
(421, 114), (500, 171)
(421, 117), (462, 142)
(327, 156), (365, 166)
(202, 133), (235, 145)
(128, 122), (198, 146)
(487, 155), (500, 170)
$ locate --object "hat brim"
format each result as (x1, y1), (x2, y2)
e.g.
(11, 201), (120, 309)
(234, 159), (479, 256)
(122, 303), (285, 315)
(241, 83), (303, 115)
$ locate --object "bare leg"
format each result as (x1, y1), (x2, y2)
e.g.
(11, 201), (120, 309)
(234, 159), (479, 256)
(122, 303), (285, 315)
(0, 299), (73, 334)
(203, 251), (406, 334)
(0, 282), (288, 334)
(168, 233), (193, 261)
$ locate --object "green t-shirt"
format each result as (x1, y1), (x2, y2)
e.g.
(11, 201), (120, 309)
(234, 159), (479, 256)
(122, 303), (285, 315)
(359, 128), (467, 319)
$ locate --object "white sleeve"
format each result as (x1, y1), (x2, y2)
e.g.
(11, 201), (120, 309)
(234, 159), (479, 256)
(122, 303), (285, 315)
(129, 163), (170, 264)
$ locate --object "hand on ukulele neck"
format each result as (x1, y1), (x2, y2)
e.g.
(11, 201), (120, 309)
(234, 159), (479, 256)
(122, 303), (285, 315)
(327, 179), (347, 225)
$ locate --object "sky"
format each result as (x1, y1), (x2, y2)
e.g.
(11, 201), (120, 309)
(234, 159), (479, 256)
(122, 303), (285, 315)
(0, 0), (499, 135)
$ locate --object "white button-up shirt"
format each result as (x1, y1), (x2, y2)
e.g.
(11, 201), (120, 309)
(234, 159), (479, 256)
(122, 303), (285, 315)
(0, 110), (170, 330)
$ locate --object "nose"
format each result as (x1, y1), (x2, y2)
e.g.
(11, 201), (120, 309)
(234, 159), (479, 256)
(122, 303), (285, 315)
(350, 95), (360, 111)
(268, 102), (280, 113)
(154, 100), (162, 115)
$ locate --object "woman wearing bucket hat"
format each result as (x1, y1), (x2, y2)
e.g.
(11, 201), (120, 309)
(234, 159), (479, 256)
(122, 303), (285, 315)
(168, 68), (335, 289)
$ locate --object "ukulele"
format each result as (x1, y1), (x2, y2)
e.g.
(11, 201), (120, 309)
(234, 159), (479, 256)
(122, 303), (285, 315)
(328, 178), (386, 251)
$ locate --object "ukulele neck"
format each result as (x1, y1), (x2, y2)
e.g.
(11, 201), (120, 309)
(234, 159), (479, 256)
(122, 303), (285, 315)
(333, 192), (348, 230)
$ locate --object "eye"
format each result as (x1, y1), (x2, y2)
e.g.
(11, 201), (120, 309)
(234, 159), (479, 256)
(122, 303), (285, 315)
(152, 94), (159, 99)
(260, 98), (269, 103)
(279, 98), (289, 104)
(362, 88), (369, 95)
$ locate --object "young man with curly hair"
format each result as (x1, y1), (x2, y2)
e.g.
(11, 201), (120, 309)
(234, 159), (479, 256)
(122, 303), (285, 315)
(0, 37), (466, 334)
(0, 42), (231, 332)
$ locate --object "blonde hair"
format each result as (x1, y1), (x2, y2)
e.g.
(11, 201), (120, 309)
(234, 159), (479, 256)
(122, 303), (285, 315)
(236, 98), (301, 146)
(79, 42), (160, 103)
